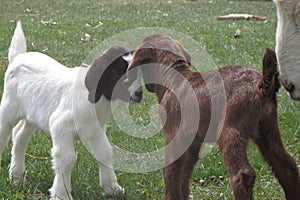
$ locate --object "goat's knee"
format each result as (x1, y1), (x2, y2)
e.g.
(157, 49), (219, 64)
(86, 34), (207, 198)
(50, 134), (76, 200)
(83, 133), (123, 195)
(50, 149), (76, 200)
(51, 143), (77, 176)
(231, 167), (256, 200)
(97, 144), (123, 194)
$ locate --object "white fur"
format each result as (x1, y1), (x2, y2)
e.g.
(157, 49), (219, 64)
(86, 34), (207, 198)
(0, 22), (125, 200)
(8, 21), (26, 64)
(274, 0), (300, 100)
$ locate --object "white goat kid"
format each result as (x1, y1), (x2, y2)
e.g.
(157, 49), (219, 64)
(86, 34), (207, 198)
(0, 22), (142, 200)
(274, 0), (300, 100)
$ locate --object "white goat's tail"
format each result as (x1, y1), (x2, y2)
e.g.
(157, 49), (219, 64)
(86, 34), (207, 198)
(8, 21), (27, 64)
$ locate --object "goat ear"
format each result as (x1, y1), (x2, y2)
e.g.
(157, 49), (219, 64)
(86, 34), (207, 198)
(262, 49), (277, 84)
(145, 84), (156, 93)
(294, 2), (300, 27)
(85, 46), (132, 103)
(258, 48), (280, 96)
(263, 48), (277, 70)
(128, 48), (152, 69)
(125, 48), (151, 84)
(85, 57), (108, 103)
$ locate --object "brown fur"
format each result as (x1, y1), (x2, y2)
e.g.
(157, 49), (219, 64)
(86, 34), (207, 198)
(125, 34), (300, 200)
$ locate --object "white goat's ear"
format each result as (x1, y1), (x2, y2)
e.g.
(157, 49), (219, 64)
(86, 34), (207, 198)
(294, 2), (300, 27)
(122, 53), (133, 64)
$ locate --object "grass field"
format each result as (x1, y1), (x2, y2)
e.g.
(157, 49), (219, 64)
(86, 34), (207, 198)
(0, 0), (299, 199)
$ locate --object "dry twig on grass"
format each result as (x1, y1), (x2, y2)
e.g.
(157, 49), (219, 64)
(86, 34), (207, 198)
(217, 14), (266, 20)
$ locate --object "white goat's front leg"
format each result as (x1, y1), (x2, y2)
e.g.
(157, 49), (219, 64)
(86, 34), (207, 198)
(9, 119), (35, 181)
(49, 125), (76, 200)
(84, 131), (124, 195)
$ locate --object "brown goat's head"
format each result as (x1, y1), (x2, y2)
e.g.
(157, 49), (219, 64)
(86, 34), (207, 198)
(123, 34), (191, 93)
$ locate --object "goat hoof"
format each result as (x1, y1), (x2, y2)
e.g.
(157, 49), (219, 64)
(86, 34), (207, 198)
(103, 185), (125, 197)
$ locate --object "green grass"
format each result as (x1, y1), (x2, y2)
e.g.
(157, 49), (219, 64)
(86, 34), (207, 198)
(0, 0), (299, 199)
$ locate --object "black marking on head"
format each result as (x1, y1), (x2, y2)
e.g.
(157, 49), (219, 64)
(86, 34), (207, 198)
(85, 46), (133, 103)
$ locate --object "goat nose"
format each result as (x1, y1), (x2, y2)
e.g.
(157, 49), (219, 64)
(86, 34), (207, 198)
(135, 90), (143, 99)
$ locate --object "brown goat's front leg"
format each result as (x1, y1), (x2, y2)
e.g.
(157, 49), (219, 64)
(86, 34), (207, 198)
(163, 137), (200, 200)
(163, 133), (184, 200)
(163, 157), (185, 200)
(218, 127), (256, 200)
(180, 142), (200, 199)
(256, 121), (300, 200)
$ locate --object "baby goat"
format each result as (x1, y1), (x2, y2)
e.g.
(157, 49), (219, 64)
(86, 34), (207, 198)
(0, 22), (141, 199)
(124, 34), (300, 200)
(274, 0), (300, 100)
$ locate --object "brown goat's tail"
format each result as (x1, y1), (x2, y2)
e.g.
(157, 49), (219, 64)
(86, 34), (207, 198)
(258, 48), (280, 98)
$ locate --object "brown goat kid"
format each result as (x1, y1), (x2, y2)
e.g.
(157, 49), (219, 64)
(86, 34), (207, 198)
(124, 34), (300, 200)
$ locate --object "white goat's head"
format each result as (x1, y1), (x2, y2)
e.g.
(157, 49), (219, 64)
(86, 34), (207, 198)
(274, 0), (300, 100)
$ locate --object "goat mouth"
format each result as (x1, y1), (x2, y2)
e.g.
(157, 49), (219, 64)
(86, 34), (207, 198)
(129, 96), (142, 104)
(289, 92), (300, 101)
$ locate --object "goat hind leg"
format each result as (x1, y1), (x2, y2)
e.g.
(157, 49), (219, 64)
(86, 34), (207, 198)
(255, 124), (300, 200)
(9, 119), (35, 181)
(218, 127), (256, 200)
(0, 103), (19, 164)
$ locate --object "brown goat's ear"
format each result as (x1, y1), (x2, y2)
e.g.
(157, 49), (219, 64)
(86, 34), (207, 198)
(129, 48), (156, 92)
(258, 48), (280, 97)
(125, 47), (151, 85)
(263, 48), (277, 71)
(128, 48), (152, 70)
